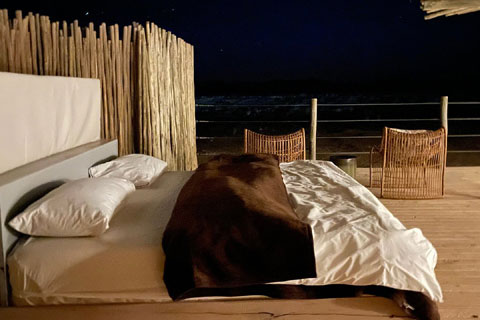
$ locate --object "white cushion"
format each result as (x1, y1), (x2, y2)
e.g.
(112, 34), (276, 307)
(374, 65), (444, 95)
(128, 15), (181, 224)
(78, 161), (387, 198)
(9, 178), (135, 237)
(89, 154), (167, 188)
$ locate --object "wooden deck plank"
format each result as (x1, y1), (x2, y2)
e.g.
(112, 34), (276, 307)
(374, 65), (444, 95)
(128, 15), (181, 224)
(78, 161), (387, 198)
(358, 167), (480, 319)
(1, 166), (479, 319)
(0, 297), (410, 320)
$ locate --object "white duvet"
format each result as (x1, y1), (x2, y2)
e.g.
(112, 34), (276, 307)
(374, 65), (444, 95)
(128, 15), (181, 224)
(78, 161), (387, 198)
(8, 161), (442, 305)
(278, 160), (442, 302)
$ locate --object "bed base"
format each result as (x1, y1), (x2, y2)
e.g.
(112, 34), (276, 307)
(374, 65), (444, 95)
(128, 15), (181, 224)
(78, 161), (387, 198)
(0, 140), (118, 306)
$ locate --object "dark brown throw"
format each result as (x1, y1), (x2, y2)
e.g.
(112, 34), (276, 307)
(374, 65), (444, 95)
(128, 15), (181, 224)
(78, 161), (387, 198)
(162, 153), (316, 300)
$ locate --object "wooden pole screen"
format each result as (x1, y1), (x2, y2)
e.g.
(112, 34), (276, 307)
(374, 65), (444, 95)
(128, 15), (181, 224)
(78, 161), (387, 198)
(0, 9), (198, 171)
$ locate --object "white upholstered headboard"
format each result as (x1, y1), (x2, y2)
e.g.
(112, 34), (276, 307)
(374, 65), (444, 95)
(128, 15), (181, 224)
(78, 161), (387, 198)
(0, 71), (108, 306)
(0, 72), (101, 174)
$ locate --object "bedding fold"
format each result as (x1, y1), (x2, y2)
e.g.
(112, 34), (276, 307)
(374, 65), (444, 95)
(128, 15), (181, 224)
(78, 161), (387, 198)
(277, 160), (442, 303)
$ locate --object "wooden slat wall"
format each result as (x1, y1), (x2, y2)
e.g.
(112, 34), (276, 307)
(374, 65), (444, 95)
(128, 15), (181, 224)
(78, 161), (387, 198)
(0, 9), (197, 171)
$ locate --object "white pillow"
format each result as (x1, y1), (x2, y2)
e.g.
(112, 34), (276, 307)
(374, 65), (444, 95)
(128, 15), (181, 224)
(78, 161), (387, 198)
(89, 154), (167, 187)
(9, 178), (135, 237)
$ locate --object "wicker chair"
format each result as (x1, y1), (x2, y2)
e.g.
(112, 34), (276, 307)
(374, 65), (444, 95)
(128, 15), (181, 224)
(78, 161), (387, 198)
(370, 127), (447, 199)
(244, 128), (306, 163)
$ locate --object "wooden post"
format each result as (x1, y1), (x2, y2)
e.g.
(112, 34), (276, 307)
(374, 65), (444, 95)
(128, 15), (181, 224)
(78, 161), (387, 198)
(310, 98), (317, 160)
(440, 96), (448, 195)
(441, 96), (448, 135)
(380, 127), (388, 198)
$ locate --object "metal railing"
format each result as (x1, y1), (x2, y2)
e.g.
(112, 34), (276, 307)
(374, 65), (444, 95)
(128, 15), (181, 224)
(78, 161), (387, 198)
(195, 98), (480, 164)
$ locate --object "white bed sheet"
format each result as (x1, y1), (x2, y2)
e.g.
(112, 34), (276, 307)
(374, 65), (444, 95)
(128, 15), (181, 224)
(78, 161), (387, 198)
(8, 161), (442, 306)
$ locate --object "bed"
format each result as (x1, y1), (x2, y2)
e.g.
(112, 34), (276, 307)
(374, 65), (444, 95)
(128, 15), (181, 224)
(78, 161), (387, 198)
(0, 141), (442, 320)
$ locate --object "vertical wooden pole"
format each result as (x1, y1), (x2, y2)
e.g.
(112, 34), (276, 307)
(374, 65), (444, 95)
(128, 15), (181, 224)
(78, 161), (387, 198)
(380, 127), (388, 198)
(244, 129), (248, 153)
(440, 96), (448, 196)
(441, 96), (448, 135)
(310, 98), (317, 160)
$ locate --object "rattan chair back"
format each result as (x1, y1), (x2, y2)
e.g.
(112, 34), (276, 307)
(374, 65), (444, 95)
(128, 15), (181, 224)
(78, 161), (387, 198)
(244, 128), (306, 163)
(370, 127), (447, 199)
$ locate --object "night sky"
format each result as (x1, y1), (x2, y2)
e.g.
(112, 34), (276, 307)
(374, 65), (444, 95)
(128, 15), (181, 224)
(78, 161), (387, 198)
(3, 0), (480, 97)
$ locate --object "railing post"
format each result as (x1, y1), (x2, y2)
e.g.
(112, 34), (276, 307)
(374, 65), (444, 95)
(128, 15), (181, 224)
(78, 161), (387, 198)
(441, 96), (448, 135)
(440, 96), (448, 196)
(310, 98), (317, 160)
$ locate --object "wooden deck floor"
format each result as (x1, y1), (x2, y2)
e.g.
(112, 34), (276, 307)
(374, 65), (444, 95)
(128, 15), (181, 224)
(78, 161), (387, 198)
(1, 166), (479, 320)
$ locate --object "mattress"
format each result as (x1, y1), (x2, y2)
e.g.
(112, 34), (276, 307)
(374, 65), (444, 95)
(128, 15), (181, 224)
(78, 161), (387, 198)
(8, 171), (194, 306)
(8, 161), (442, 306)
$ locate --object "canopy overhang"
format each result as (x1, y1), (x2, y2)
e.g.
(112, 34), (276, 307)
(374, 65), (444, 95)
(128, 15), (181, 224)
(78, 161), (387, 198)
(421, 0), (480, 19)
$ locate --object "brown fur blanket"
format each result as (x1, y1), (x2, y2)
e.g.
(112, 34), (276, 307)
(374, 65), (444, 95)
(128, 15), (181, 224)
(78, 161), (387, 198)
(162, 154), (317, 299)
